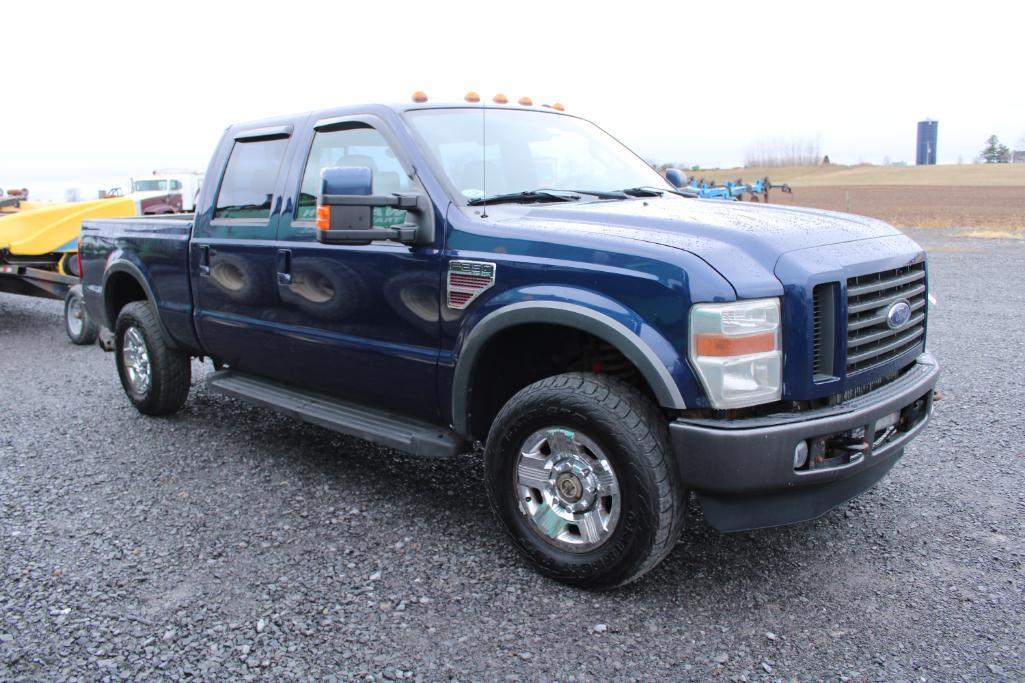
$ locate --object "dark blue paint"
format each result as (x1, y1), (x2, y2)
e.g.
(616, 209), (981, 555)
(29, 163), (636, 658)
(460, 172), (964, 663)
(80, 102), (931, 423)
(322, 166), (373, 196)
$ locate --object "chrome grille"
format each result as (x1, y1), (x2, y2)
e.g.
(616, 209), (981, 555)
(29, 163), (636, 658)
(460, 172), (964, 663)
(846, 263), (926, 373)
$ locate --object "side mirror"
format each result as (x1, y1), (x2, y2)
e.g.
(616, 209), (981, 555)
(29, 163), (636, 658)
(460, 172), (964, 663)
(316, 166), (429, 245)
(664, 168), (687, 189)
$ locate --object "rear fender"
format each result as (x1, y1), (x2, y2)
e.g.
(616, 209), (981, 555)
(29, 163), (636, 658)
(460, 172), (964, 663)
(101, 258), (178, 350)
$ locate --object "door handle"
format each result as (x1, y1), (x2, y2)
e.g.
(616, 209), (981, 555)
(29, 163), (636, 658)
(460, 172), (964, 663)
(276, 249), (292, 285)
(198, 245), (210, 276)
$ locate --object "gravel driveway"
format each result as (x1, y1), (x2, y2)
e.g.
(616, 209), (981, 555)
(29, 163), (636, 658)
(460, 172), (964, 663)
(1, 228), (1022, 681)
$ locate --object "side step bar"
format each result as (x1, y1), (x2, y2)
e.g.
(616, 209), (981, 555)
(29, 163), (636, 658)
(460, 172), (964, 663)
(206, 370), (467, 458)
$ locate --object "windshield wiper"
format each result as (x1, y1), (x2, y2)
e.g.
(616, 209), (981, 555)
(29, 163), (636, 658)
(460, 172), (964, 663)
(548, 188), (630, 199)
(466, 190), (579, 206)
(618, 186), (698, 198)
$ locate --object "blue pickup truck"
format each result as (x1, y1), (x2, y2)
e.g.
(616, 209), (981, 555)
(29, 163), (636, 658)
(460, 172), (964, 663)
(81, 97), (938, 588)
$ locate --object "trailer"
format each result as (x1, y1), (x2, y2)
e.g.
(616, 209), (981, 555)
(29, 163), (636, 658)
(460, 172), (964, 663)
(1, 195), (138, 344)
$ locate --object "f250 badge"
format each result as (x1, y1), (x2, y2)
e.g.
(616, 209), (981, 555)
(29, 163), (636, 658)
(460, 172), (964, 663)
(447, 260), (496, 310)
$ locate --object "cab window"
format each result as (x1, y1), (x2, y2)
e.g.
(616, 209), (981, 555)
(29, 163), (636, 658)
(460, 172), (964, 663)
(214, 137), (289, 220)
(296, 126), (411, 222)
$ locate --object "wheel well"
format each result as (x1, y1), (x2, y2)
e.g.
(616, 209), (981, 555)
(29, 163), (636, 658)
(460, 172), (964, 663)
(105, 272), (148, 327)
(466, 324), (657, 441)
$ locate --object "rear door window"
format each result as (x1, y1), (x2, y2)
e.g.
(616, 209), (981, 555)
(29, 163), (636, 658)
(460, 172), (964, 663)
(215, 137), (289, 220)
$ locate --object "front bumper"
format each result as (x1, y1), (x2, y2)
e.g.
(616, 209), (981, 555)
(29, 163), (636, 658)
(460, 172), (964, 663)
(670, 352), (939, 532)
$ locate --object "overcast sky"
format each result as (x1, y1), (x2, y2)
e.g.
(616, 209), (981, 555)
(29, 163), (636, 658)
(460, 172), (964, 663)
(2, 0), (1022, 199)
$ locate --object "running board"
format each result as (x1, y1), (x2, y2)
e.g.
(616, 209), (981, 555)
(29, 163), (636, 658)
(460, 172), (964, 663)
(206, 370), (466, 458)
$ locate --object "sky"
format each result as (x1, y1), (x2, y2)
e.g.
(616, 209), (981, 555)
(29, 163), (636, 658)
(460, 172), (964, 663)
(2, 0), (1023, 200)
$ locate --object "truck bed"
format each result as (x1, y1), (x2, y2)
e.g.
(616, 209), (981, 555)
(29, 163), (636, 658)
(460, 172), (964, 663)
(79, 214), (200, 352)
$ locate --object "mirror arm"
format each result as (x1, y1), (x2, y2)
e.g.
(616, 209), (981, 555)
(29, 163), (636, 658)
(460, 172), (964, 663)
(322, 192), (421, 210)
(317, 224), (418, 245)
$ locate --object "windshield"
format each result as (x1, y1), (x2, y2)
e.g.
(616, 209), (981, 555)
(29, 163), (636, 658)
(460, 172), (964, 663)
(133, 179), (168, 192)
(404, 109), (672, 202)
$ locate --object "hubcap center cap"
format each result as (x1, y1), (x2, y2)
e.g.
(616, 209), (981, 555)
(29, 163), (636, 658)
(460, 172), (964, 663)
(549, 458), (600, 513)
(556, 473), (583, 502)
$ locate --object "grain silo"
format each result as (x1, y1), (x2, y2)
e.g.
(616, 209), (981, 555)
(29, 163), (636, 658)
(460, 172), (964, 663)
(916, 120), (938, 165)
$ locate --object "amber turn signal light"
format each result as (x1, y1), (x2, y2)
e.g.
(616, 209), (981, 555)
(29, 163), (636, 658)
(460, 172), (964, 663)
(694, 332), (775, 357)
(316, 205), (331, 231)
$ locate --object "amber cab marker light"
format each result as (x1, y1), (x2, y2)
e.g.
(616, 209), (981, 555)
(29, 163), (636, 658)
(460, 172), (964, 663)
(518, 96), (533, 106)
(493, 93), (508, 104)
(694, 332), (775, 357)
(464, 91), (480, 103)
(552, 102), (565, 111)
(411, 91), (428, 103)
(316, 206), (331, 231)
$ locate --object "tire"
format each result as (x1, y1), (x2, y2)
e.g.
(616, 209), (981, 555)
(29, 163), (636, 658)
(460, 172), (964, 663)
(484, 372), (685, 589)
(114, 301), (191, 416)
(64, 286), (99, 345)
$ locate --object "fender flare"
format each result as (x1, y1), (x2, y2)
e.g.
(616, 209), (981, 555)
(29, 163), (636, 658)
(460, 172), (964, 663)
(451, 301), (686, 436)
(101, 260), (179, 349)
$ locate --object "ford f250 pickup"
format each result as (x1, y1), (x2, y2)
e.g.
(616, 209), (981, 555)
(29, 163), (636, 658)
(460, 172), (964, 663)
(80, 97), (939, 588)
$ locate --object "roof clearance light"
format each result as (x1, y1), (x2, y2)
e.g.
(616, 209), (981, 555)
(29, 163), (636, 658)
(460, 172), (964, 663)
(411, 91), (428, 103)
(493, 93), (508, 104)
(553, 102), (565, 111)
(518, 96), (533, 106)
(464, 91), (480, 103)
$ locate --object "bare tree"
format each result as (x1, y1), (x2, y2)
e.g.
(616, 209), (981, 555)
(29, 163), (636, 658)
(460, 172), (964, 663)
(743, 136), (822, 167)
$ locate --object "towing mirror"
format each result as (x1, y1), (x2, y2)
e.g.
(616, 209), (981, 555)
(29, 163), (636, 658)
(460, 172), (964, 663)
(316, 166), (428, 246)
(665, 168), (687, 189)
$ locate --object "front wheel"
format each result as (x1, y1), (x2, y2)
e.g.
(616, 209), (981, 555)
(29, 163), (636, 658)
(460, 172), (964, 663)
(484, 372), (685, 589)
(114, 301), (191, 415)
(64, 286), (98, 345)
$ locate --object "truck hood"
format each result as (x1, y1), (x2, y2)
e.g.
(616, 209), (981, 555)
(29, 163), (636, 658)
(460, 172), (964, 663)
(491, 197), (902, 298)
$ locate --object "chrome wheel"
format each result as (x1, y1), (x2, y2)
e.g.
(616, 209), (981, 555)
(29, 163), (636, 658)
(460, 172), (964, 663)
(66, 295), (84, 337)
(122, 326), (151, 396)
(515, 427), (621, 552)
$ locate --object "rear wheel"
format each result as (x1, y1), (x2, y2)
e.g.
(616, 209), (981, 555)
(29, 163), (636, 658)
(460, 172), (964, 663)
(114, 301), (191, 415)
(64, 287), (98, 345)
(484, 372), (685, 589)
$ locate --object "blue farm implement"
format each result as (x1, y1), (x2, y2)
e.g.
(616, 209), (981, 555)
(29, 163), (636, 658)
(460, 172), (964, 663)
(687, 176), (792, 202)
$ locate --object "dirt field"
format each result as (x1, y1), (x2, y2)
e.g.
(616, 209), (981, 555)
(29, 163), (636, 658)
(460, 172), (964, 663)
(754, 185), (1025, 231)
(693, 163), (1025, 187)
(689, 164), (1025, 231)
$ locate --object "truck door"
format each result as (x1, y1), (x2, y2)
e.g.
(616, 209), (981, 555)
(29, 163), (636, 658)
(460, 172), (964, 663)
(271, 116), (443, 421)
(191, 126), (291, 371)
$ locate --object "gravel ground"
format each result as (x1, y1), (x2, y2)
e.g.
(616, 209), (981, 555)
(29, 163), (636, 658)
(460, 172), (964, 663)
(1, 228), (1023, 681)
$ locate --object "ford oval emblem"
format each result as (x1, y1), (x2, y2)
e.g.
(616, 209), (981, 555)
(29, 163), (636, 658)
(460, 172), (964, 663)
(886, 299), (912, 329)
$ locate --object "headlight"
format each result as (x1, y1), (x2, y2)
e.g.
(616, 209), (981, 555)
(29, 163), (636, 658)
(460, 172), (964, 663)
(689, 298), (782, 409)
